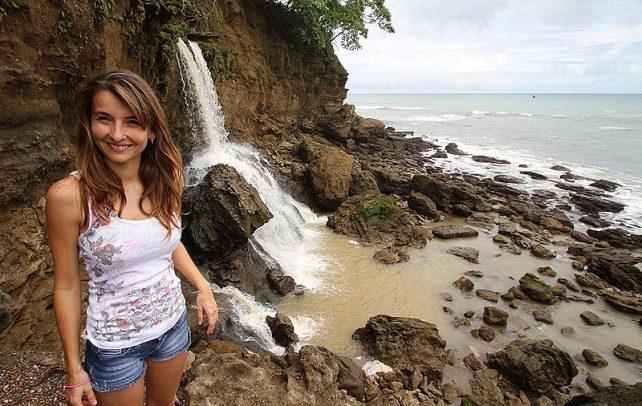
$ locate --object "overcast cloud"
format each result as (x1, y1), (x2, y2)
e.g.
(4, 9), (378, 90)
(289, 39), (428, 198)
(334, 0), (642, 93)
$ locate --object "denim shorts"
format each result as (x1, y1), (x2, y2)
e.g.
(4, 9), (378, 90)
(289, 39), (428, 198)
(84, 310), (191, 392)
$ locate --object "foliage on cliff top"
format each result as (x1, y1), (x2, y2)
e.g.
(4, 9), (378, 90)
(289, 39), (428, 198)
(269, 0), (394, 50)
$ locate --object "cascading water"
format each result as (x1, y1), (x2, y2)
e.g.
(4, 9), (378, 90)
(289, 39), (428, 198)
(176, 39), (327, 352)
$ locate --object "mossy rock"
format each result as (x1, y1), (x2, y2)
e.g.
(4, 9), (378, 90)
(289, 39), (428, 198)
(519, 273), (556, 304)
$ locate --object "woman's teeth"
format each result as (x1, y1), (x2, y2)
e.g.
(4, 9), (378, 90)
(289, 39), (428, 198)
(108, 143), (132, 151)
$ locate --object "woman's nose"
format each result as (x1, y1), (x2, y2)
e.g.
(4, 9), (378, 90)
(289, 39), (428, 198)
(110, 122), (127, 141)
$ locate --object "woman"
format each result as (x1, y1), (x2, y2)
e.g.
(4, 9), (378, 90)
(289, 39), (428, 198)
(46, 70), (218, 406)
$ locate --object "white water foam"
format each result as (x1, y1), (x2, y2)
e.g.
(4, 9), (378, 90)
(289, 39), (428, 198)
(177, 39), (327, 351)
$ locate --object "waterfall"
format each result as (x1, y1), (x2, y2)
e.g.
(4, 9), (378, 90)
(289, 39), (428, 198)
(176, 39), (327, 353)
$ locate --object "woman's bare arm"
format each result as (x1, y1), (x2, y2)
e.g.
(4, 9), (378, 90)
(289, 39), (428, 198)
(46, 177), (97, 405)
(172, 242), (218, 333)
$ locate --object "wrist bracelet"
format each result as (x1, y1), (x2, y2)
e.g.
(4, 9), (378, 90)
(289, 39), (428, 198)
(66, 378), (90, 389)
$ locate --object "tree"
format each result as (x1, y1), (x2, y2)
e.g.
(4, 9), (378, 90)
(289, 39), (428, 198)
(271, 0), (394, 50)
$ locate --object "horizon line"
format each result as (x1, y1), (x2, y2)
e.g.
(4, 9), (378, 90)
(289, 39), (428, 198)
(346, 91), (642, 95)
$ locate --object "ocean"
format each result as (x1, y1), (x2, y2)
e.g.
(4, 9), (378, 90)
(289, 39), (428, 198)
(346, 93), (642, 232)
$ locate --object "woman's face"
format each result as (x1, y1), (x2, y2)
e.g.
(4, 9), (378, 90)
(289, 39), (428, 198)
(90, 89), (154, 169)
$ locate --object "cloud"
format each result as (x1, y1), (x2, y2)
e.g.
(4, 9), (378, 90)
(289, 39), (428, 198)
(336, 0), (642, 92)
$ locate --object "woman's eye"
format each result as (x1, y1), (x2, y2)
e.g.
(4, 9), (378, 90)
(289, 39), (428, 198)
(96, 116), (110, 122)
(127, 119), (141, 127)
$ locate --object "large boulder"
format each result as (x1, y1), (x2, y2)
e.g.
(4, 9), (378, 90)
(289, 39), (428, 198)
(570, 194), (625, 214)
(184, 164), (272, 257)
(327, 195), (427, 249)
(567, 245), (642, 294)
(351, 115), (386, 141)
(302, 141), (354, 210)
(411, 173), (486, 213)
(348, 165), (380, 197)
(407, 192), (440, 220)
(317, 103), (355, 141)
(519, 273), (557, 304)
(184, 341), (359, 405)
(487, 339), (578, 394)
(352, 315), (447, 382)
(432, 225), (478, 239)
(586, 228), (642, 249)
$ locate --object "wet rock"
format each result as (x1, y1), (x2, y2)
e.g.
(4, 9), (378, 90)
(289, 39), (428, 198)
(566, 382), (642, 406)
(586, 228), (642, 249)
(453, 276), (475, 292)
(570, 194), (625, 214)
(184, 164), (273, 257)
(445, 142), (467, 155)
(464, 310), (475, 318)
(579, 215), (610, 228)
(609, 377), (628, 385)
(500, 242), (522, 255)
(580, 311), (605, 326)
(352, 315), (447, 382)
(512, 233), (532, 249)
(483, 306), (508, 326)
(448, 246), (479, 263)
(533, 309), (553, 324)
(431, 150), (447, 159)
(466, 213), (496, 230)
(494, 175), (524, 184)
(266, 313), (298, 347)
(519, 273), (557, 304)
(561, 327), (575, 336)
(464, 353), (484, 371)
(500, 291), (514, 301)
(613, 343), (642, 363)
(367, 164), (414, 195)
(472, 325), (496, 341)
(570, 231), (596, 244)
(327, 195), (428, 249)
(509, 286), (529, 300)
(476, 289), (499, 303)
(472, 155), (511, 164)
(586, 374), (605, 391)
(537, 266), (557, 277)
(582, 349), (608, 367)
(407, 192), (440, 220)
(452, 316), (470, 328)
(551, 165), (570, 172)
(498, 222), (517, 236)
(464, 270), (484, 278)
(557, 278), (580, 292)
(255, 262), (293, 296)
(440, 293), (453, 302)
(602, 290), (642, 314)
(530, 244), (556, 259)
(432, 225), (478, 239)
(349, 166), (380, 197)
(589, 179), (620, 192)
(487, 339), (578, 394)
(521, 171), (548, 180)
(373, 247), (410, 264)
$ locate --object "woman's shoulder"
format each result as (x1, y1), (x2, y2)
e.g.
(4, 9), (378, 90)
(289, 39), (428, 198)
(46, 175), (82, 212)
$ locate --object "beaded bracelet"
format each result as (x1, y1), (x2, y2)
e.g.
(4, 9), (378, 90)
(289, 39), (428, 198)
(66, 378), (90, 389)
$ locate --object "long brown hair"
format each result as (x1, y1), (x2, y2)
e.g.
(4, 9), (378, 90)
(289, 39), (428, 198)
(74, 70), (184, 234)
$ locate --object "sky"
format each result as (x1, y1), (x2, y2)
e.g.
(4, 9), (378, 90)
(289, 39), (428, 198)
(334, 0), (642, 93)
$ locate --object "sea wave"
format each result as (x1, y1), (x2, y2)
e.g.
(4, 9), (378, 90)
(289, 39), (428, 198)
(406, 114), (466, 122)
(355, 105), (424, 111)
(599, 126), (630, 130)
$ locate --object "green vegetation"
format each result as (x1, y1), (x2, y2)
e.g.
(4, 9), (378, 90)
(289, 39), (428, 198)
(0, 0), (19, 23)
(200, 43), (234, 79)
(358, 195), (396, 220)
(269, 0), (394, 50)
(94, 0), (115, 23)
(461, 397), (477, 406)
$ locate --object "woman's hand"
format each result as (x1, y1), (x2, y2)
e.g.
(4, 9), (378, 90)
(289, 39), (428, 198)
(66, 369), (97, 406)
(196, 287), (218, 334)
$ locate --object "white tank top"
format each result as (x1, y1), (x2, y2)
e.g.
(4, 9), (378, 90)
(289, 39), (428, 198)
(71, 172), (186, 349)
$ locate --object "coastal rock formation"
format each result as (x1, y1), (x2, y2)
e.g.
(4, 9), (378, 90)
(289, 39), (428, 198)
(432, 225), (478, 239)
(266, 313), (298, 348)
(301, 141), (354, 210)
(472, 155), (511, 164)
(448, 246), (480, 263)
(373, 247), (409, 264)
(612, 343), (642, 363)
(566, 383), (642, 405)
(184, 341), (362, 405)
(410, 173), (486, 213)
(486, 339), (578, 394)
(567, 245), (642, 294)
(327, 194), (427, 249)
(184, 164), (273, 257)
(582, 349), (608, 367)
(352, 315), (447, 382)
(407, 192), (441, 220)
(483, 306), (508, 326)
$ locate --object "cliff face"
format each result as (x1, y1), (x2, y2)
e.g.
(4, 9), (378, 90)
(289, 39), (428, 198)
(0, 0), (347, 349)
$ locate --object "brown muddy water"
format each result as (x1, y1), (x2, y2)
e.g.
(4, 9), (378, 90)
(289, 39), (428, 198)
(277, 217), (642, 389)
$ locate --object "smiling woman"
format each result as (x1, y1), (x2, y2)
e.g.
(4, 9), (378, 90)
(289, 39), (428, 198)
(45, 70), (219, 406)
